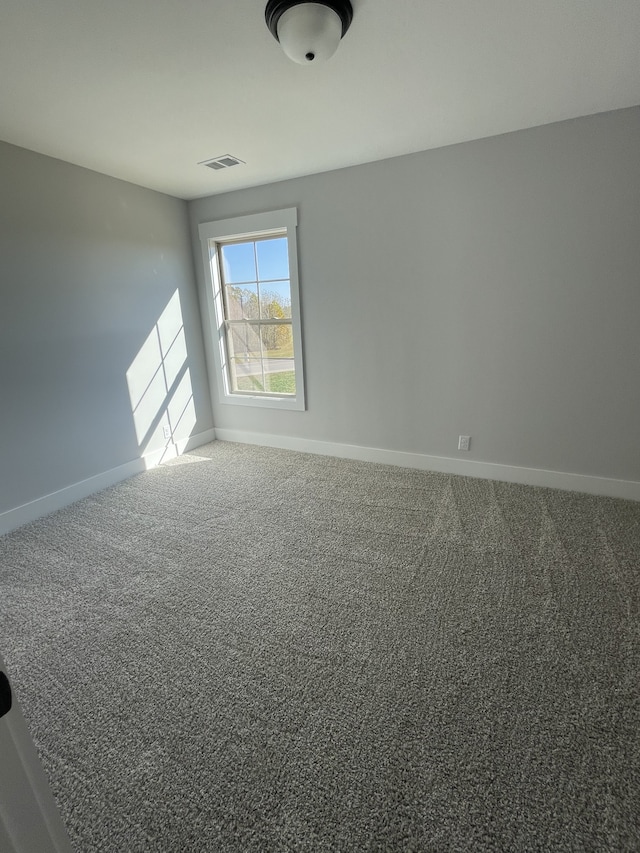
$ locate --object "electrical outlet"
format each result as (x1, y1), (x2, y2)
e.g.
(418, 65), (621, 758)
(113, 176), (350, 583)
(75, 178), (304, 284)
(163, 425), (172, 440)
(458, 435), (471, 451)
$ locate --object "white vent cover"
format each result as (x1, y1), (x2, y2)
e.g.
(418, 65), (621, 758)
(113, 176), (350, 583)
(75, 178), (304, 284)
(199, 154), (245, 171)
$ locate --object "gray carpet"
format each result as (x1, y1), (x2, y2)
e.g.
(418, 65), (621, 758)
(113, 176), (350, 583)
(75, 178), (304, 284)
(1, 441), (639, 852)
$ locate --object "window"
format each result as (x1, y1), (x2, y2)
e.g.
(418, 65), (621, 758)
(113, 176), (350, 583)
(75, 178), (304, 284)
(199, 208), (305, 411)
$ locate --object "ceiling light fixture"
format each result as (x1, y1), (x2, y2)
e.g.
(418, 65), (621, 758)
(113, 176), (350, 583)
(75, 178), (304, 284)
(265, 0), (353, 65)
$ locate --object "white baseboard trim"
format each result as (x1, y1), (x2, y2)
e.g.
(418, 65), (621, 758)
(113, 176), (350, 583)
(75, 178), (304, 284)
(214, 429), (640, 502)
(0, 428), (216, 537)
(142, 428), (217, 468)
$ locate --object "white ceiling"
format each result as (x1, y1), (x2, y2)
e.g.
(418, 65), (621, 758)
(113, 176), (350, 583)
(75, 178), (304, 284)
(2, 0), (640, 200)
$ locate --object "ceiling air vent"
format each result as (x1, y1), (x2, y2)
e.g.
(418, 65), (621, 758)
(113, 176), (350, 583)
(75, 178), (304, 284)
(199, 155), (245, 171)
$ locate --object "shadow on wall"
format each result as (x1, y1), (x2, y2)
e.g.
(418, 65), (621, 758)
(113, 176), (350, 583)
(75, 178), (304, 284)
(126, 290), (197, 464)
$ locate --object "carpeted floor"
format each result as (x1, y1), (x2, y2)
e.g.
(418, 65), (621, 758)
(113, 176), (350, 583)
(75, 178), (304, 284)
(1, 441), (639, 852)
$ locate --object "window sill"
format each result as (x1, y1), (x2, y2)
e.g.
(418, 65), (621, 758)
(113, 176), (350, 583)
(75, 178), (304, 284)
(219, 392), (305, 411)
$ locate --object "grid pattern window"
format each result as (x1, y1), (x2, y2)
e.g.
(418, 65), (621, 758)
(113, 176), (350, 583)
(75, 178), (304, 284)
(199, 209), (305, 411)
(221, 235), (294, 395)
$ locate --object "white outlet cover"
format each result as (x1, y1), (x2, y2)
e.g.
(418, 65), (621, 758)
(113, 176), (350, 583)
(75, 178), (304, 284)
(458, 435), (471, 451)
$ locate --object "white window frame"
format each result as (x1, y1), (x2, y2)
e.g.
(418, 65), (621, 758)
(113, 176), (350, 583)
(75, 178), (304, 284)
(199, 208), (305, 411)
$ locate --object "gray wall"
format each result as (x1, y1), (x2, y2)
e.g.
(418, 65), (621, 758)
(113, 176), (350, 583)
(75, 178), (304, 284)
(190, 107), (640, 483)
(0, 142), (212, 514)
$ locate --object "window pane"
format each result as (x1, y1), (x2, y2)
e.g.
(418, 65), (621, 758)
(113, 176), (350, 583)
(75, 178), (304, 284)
(260, 323), (294, 358)
(264, 369), (296, 395)
(226, 285), (259, 320)
(231, 359), (265, 392)
(259, 281), (292, 319)
(256, 237), (289, 281)
(221, 242), (256, 283)
(228, 323), (261, 359)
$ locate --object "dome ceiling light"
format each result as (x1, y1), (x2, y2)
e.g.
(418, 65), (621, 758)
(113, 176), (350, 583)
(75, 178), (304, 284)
(265, 0), (354, 65)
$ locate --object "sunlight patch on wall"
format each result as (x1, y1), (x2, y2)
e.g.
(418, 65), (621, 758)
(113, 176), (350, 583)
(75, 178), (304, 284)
(126, 290), (197, 463)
